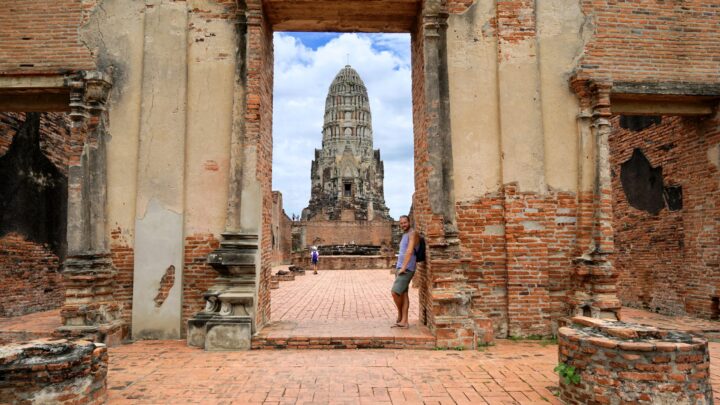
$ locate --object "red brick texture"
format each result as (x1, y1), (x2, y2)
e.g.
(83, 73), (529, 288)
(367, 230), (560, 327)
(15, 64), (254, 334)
(610, 114), (720, 319)
(182, 233), (220, 334)
(300, 219), (393, 248)
(110, 228), (133, 326)
(0, 234), (64, 317)
(456, 187), (579, 338)
(577, 1), (720, 83)
(245, 0), (275, 330)
(0, 0), (96, 75)
(559, 317), (713, 404)
(0, 339), (108, 405)
(1, 112), (72, 175)
(0, 112), (71, 317)
(271, 191), (292, 265)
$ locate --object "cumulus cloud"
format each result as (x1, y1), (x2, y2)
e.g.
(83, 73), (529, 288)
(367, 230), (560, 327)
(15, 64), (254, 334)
(272, 32), (412, 219)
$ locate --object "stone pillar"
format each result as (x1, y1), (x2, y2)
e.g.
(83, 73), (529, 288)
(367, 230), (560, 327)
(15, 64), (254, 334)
(570, 79), (621, 319)
(56, 71), (125, 346)
(188, 1), (266, 351)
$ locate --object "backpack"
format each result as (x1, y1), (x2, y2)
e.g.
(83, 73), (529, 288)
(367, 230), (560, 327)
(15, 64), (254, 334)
(414, 236), (426, 262)
(311, 250), (319, 261)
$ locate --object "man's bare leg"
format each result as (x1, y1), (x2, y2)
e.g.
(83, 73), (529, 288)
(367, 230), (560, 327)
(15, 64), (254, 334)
(392, 291), (403, 324)
(398, 291), (410, 326)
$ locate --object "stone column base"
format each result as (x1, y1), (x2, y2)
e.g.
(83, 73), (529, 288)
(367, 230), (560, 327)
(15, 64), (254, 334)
(187, 315), (252, 351)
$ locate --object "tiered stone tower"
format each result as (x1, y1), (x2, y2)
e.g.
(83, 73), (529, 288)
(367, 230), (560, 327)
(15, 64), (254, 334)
(301, 65), (391, 221)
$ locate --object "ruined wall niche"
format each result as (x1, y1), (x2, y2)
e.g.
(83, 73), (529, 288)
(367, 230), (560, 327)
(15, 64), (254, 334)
(611, 114), (720, 318)
(0, 112), (69, 257)
(620, 148), (665, 215)
(0, 112), (70, 317)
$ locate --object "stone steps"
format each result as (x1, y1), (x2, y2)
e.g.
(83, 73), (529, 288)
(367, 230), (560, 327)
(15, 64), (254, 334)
(252, 335), (435, 350)
(251, 319), (436, 350)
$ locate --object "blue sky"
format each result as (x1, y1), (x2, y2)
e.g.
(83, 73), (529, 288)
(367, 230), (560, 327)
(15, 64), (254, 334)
(272, 32), (413, 219)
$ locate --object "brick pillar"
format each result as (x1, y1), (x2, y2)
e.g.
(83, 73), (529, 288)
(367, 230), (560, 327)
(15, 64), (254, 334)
(57, 71), (125, 346)
(570, 79), (621, 319)
(417, 1), (476, 349)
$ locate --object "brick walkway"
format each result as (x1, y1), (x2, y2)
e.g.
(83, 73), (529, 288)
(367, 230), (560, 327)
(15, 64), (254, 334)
(107, 340), (564, 404)
(271, 269), (419, 322)
(258, 269), (430, 349)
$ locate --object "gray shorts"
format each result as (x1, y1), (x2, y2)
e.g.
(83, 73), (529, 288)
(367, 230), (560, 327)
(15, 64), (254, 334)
(392, 269), (415, 294)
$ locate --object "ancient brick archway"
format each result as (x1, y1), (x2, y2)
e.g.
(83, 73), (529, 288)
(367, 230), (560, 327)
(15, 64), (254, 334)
(198, 0), (465, 347)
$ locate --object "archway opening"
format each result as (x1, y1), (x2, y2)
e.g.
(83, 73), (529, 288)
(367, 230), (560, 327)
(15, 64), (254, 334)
(251, 0), (445, 348)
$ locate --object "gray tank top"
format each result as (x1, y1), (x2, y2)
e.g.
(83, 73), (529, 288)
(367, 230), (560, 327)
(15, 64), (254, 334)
(396, 232), (417, 271)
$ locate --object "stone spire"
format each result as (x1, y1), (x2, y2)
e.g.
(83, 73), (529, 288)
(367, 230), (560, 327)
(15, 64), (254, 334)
(302, 65), (391, 221)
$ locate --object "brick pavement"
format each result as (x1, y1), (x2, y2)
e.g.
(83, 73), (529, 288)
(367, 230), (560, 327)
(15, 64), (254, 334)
(106, 340), (565, 404)
(259, 270), (429, 349)
(271, 269), (419, 322)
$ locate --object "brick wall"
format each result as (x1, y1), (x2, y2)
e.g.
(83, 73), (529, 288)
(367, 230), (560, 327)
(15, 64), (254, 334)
(1, 112), (72, 175)
(456, 187), (578, 338)
(577, 0), (720, 83)
(110, 228), (133, 326)
(0, 0), (96, 74)
(610, 114), (720, 318)
(182, 233), (220, 334)
(0, 234), (64, 317)
(300, 219), (393, 248)
(0, 112), (71, 317)
(245, 0), (275, 329)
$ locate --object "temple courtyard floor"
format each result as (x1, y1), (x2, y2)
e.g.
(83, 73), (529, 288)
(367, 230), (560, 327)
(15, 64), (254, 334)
(3, 269), (720, 403)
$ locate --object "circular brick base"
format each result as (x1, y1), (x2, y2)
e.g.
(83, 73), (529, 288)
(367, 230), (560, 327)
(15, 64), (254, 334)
(0, 339), (108, 404)
(558, 317), (713, 404)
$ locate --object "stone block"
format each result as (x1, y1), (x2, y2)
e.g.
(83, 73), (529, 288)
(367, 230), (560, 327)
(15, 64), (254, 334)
(204, 318), (252, 351)
(187, 315), (212, 348)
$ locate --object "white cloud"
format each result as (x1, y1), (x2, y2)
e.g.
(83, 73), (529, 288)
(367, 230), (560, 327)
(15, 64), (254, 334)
(272, 33), (413, 219)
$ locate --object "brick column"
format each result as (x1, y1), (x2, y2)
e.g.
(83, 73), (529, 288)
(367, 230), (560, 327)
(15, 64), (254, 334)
(57, 71), (125, 346)
(417, 1), (476, 349)
(570, 79), (621, 319)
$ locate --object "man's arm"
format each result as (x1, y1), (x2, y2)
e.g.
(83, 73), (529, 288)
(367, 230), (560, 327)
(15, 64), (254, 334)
(398, 230), (418, 273)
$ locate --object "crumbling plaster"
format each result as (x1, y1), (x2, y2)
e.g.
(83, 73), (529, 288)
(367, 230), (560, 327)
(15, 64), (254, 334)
(82, 0), (237, 338)
(448, 0), (590, 199)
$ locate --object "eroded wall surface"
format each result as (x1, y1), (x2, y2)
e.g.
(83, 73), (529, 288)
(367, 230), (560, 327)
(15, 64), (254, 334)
(443, 0), (720, 338)
(446, 0), (586, 337)
(610, 115), (720, 318)
(79, 0), (238, 338)
(0, 112), (70, 317)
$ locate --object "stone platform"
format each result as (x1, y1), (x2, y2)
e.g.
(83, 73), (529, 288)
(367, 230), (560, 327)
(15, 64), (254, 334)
(253, 319), (435, 349)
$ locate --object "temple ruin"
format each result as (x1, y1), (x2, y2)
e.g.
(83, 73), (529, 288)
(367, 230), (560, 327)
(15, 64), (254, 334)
(289, 64), (397, 269)
(0, 0), (718, 356)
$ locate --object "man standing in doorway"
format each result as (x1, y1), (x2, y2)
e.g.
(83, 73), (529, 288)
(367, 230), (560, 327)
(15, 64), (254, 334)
(391, 215), (418, 328)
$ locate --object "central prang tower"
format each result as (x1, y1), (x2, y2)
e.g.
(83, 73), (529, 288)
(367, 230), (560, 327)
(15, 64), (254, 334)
(301, 65), (391, 221)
